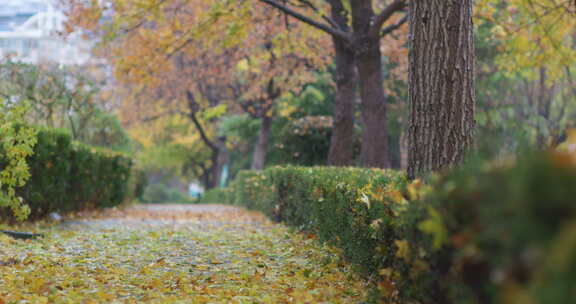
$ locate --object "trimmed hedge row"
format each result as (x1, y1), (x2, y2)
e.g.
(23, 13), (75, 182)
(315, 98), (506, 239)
(224, 167), (411, 294)
(225, 152), (576, 303)
(1, 127), (135, 220)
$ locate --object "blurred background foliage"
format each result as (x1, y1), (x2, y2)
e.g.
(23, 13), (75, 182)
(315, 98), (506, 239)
(1, 0), (572, 205)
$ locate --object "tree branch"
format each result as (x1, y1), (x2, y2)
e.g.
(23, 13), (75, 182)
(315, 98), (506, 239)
(257, 0), (351, 41)
(380, 13), (408, 37)
(290, 0), (340, 29)
(138, 110), (183, 123)
(372, 0), (406, 35)
(186, 91), (218, 152)
(189, 111), (218, 152)
(291, 0), (319, 12)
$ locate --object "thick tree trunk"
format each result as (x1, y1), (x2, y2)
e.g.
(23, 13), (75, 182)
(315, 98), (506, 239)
(327, 1), (356, 167)
(351, 1), (390, 168)
(407, 0), (476, 179)
(251, 115), (272, 170)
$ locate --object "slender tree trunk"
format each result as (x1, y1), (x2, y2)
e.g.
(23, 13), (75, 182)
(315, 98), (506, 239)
(327, 0), (356, 166)
(215, 136), (229, 187)
(407, 0), (476, 179)
(208, 136), (229, 189)
(207, 151), (220, 190)
(351, 1), (390, 168)
(251, 115), (272, 170)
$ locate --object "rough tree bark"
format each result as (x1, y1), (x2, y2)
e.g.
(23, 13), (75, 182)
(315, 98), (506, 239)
(407, 0), (476, 179)
(327, 0), (356, 166)
(400, 130), (408, 170)
(251, 115), (273, 170)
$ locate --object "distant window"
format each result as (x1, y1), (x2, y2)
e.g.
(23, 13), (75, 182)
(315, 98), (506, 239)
(23, 39), (38, 49)
(5, 38), (23, 52)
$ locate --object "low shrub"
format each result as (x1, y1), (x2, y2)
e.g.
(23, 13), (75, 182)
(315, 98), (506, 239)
(0, 127), (134, 220)
(142, 183), (195, 204)
(229, 152), (576, 304)
(196, 187), (234, 204)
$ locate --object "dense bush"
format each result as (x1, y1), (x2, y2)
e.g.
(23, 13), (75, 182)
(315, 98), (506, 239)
(401, 151), (576, 304)
(0, 103), (37, 220)
(0, 127), (134, 220)
(227, 152), (576, 303)
(270, 116), (334, 166)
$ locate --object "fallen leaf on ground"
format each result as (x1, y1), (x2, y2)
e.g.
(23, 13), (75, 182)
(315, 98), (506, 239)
(0, 204), (367, 303)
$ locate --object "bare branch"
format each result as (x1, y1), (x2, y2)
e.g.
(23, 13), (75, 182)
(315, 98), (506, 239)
(186, 90), (218, 151)
(290, 0), (340, 29)
(139, 110), (185, 123)
(372, 0), (406, 35)
(290, 0), (319, 12)
(321, 15), (339, 29)
(257, 0), (351, 42)
(380, 13), (408, 37)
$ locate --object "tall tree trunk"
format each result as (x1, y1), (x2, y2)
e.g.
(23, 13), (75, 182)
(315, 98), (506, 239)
(257, 0), (407, 168)
(207, 150), (220, 190)
(327, 0), (356, 166)
(251, 115), (272, 170)
(217, 137), (230, 187)
(351, 1), (390, 168)
(208, 136), (229, 189)
(407, 0), (476, 179)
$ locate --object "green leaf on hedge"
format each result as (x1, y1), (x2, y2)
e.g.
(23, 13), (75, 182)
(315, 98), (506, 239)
(418, 207), (447, 250)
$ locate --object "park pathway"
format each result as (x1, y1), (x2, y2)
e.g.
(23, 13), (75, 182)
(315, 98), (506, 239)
(0, 204), (366, 303)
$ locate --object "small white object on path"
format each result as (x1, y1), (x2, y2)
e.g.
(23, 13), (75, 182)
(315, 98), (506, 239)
(49, 212), (62, 221)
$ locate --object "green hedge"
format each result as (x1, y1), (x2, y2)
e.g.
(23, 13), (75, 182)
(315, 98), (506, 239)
(227, 153), (576, 303)
(402, 152), (576, 304)
(227, 166), (409, 276)
(0, 127), (134, 220)
(196, 187), (233, 205)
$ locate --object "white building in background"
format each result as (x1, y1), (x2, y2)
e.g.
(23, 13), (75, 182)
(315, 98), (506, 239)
(0, 0), (95, 66)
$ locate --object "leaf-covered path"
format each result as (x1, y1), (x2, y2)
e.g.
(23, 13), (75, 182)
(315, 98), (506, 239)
(0, 204), (367, 303)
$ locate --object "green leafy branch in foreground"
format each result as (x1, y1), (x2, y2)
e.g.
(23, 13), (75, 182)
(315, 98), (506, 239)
(0, 100), (37, 221)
